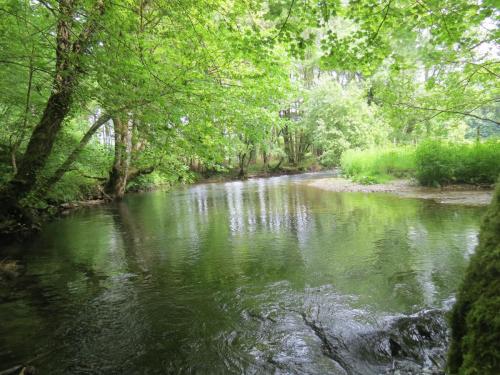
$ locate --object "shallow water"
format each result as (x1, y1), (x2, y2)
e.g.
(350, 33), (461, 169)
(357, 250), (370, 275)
(0, 173), (483, 374)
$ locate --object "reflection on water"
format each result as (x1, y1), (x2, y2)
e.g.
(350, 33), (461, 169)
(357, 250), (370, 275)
(0, 173), (482, 374)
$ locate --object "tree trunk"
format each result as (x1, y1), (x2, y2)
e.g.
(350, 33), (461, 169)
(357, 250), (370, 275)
(263, 150), (269, 172)
(238, 152), (247, 178)
(448, 185), (500, 373)
(10, 150), (17, 175)
(271, 156), (284, 171)
(106, 117), (133, 200)
(6, 18), (76, 201)
(282, 125), (295, 165)
(35, 113), (111, 199)
(0, 0), (105, 229)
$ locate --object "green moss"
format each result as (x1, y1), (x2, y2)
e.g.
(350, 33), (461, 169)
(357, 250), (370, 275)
(448, 182), (500, 374)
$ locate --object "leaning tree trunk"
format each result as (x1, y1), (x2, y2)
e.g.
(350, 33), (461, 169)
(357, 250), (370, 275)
(106, 117), (133, 200)
(0, 0), (105, 231)
(1, 1), (76, 206)
(34, 113), (111, 199)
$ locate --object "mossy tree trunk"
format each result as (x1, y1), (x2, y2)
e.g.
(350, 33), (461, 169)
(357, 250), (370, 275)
(448, 183), (500, 374)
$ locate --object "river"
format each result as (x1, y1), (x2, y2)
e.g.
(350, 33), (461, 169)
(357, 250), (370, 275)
(0, 172), (483, 374)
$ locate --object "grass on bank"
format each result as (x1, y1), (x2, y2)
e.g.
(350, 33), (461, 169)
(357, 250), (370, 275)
(341, 146), (416, 184)
(341, 140), (500, 186)
(416, 140), (500, 186)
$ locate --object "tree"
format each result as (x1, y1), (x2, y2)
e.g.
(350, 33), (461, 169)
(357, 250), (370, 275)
(300, 81), (387, 165)
(0, 0), (105, 227)
(0, 0), (292, 225)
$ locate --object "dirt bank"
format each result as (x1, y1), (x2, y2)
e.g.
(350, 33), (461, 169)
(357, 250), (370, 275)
(306, 178), (493, 206)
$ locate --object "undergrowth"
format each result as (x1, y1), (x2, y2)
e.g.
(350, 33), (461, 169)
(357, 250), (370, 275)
(415, 140), (500, 186)
(341, 146), (416, 184)
(341, 140), (500, 186)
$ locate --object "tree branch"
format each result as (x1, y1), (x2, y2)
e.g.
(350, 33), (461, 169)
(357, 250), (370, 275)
(370, 0), (392, 43)
(272, 0), (296, 41)
(393, 101), (500, 126)
(34, 113), (111, 198)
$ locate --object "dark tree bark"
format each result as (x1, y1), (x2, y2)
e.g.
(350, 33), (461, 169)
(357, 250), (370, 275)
(262, 150), (269, 172)
(282, 124), (298, 166)
(6, 1), (75, 201)
(238, 152), (247, 178)
(367, 86), (374, 106)
(0, 0), (105, 226)
(271, 156), (284, 171)
(106, 117), (133, 200)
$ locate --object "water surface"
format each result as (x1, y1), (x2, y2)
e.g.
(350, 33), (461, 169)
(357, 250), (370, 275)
(0, 173), (483, 374)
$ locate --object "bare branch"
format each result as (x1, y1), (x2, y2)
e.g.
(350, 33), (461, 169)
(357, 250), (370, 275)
(392, 101), (500, 126)
(370, 0), (392, 43)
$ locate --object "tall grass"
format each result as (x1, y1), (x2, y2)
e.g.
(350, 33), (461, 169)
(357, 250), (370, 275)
(341, 146), (416, 184)
(415, 140), (500, 186)
(340, 140), (500, 186)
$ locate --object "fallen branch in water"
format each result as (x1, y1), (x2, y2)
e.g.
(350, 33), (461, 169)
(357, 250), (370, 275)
(0, 365), (22, 375)
(0, 349), (54, 374)
(0, 365), (35, 375)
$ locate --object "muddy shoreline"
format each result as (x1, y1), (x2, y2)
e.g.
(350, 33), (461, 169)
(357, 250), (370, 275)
(306, 178), (494, 206)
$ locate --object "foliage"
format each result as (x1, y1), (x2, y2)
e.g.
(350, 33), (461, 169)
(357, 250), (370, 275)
(448, 184), (500, 374)
(341, 147), (416, 184)
(0, 0), (293, 206)
(300, 81), (388, 166)
(0, 0), (498, 229)
(341, 141), (500, 186)
(1, 0), (498, 200)
(415, 140), (500, 186)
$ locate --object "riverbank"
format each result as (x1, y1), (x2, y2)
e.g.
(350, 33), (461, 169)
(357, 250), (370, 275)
(306, 177), (494, 206)
(62, 168), (310, 208)
(197, 167), (308, 183)
(0, 167), (321, 241)
(340, 141), (500, 187)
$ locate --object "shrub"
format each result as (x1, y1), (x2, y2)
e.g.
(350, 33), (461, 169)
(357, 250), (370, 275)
(415, 140), (500, 186)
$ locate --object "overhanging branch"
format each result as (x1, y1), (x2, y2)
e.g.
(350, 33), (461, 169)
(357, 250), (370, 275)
(392, 101), (500, 126)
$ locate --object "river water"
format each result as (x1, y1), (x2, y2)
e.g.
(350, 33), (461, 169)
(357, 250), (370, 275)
(0, 173), (483, 374)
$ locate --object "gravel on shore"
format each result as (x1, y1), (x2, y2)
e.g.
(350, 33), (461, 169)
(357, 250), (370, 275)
(306, 178), (494, 206)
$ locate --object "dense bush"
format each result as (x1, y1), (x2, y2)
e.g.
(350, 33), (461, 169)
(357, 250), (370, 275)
(415, 140), (500, 186)
(341, 147), (416, 184)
